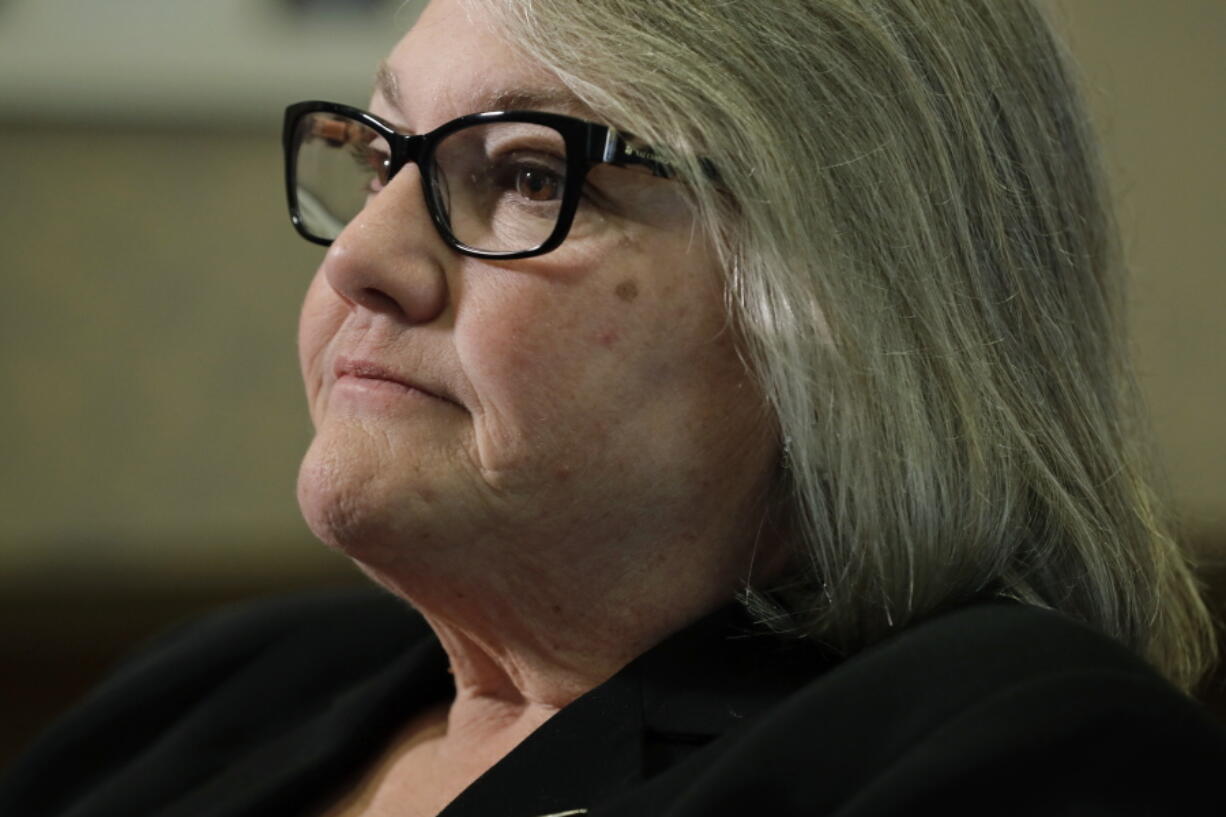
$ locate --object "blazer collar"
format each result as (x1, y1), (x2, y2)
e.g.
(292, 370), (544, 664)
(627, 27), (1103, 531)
(440, 603), (833, 817)
(633, 603), (834, 740)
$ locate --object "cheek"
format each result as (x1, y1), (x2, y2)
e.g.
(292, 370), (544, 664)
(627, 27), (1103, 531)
(298, 272), (348, 421)
(454, 265), (716, 489)
(454, 286), (630, 477)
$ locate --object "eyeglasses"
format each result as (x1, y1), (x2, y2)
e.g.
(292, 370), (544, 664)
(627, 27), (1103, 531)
(282, 100), (678, 260)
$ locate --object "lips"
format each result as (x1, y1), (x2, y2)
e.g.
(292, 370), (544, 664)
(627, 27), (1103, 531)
(332, 355), (452, 404)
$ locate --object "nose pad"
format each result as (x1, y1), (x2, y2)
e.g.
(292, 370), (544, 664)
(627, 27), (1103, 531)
(431, 166), (452, 225)
(320, 163), (450, 325)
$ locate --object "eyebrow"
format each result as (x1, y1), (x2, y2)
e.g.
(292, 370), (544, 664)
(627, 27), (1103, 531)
(373, 60), (597, 124)
(374, 61), (403, 112)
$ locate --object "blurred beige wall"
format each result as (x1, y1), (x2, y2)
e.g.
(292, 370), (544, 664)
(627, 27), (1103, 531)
(1051, 0), (1225, 553)
(1, 0), (1223, 599)
(1, 123), (340, 588)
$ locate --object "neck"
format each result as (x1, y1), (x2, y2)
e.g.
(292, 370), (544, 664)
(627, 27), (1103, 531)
(358, 524), (771, 757)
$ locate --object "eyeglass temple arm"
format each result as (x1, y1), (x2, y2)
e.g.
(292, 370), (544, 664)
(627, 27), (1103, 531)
(590, 126), (721, 183)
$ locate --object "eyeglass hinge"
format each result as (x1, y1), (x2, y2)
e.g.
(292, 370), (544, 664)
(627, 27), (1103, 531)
(601, 128), (619, 163)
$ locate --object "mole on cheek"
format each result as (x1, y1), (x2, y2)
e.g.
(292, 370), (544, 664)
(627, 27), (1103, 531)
(614, 280), (640, 303)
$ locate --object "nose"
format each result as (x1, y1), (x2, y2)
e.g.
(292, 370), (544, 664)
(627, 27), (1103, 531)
(319, 164), (450, 325)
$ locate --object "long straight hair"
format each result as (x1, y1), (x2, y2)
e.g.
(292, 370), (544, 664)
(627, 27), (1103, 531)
(467, 0), (1217, 692)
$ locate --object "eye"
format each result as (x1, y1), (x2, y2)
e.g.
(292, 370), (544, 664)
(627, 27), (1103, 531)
(349, 142), (391, 193)
(485, 147), (566, 206)
(514, 165), (562, 202)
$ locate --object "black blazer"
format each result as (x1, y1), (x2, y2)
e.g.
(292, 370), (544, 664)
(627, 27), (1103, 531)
(2, 589), (1223, 816)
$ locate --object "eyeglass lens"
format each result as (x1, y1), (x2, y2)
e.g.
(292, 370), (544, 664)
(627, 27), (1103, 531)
(291, 111), (571, 254)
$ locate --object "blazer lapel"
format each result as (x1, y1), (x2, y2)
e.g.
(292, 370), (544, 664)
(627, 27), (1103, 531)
(439, 663), (644, 817)
(633, 605), (833, 773)
(439, 604), (831, 817)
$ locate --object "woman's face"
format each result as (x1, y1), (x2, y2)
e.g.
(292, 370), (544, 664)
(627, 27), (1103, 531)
(297, 0), (777, 582)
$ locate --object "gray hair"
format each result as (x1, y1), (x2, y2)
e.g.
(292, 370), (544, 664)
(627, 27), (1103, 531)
(466, 0), (1217, 692)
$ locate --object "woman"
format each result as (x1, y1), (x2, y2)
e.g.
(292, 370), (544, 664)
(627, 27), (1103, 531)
(2, 0), (1223, 814)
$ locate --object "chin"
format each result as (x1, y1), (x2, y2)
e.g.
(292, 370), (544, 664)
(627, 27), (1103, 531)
(296, 425), (472, 576)
(298, 432), (401, 560)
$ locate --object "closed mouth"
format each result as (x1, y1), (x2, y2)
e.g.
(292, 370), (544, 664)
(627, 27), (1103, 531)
(333, 356), (450, 404)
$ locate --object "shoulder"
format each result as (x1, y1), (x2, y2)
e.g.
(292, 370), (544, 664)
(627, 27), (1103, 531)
(670, 602), (1226, 815)
(0, 588), (433, 817)
(109, 586), (426, 678)
(54, 584), (428, 722)
(68, 586), (430, 715)
(817, 599), (1174, 705)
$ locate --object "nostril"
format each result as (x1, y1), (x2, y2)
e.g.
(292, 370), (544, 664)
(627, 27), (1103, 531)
(358, 287), (403, 314)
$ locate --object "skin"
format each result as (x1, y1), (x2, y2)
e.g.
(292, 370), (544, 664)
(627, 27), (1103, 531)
(297, 0), (781, 813)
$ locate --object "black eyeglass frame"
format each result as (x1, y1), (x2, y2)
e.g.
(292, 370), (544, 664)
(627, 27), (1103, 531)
(283, 100), (678, 260)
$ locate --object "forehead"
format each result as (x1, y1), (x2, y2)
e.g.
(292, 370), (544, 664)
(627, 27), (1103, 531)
(377, 0), (597, 129)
